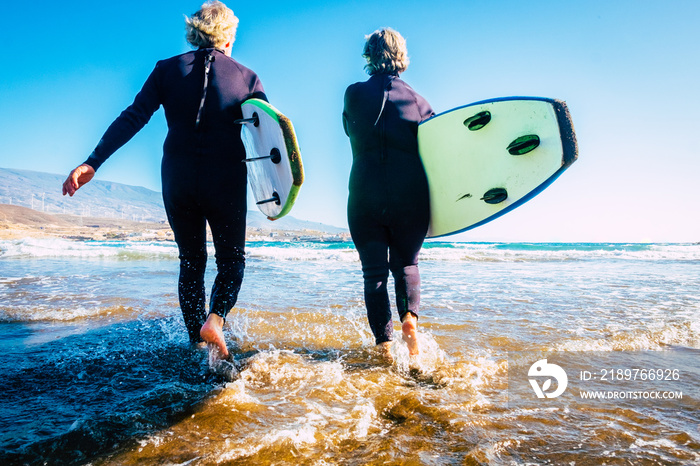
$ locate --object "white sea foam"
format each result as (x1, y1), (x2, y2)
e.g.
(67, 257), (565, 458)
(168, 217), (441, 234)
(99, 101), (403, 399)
(629, 437), (700, 463)
(213, 349), (384, 463)
(421, 242), (700, 263)
(0, 303), (139, 323)
(245, 242), (700, 263)
(0, 238), (178, 259)
(246, 245), (359, 262)
(556, 320), (700, 352)
(2, 238), (699, 262)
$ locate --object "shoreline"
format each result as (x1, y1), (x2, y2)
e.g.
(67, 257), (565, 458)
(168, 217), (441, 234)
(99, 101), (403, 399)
(0, 204), (350, 243)
(2, 205), (694, 246)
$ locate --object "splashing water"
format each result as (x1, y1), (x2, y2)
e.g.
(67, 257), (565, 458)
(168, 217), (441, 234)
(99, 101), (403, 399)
(0, 239), (698, 464)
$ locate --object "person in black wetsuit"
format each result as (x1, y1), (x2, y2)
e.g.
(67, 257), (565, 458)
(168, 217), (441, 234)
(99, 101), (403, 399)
(342, 28), (435, 362)
(62, 1), (266, 361)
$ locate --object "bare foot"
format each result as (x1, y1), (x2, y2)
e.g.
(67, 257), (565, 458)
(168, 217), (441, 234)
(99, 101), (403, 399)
(200, 313), (229, 360)
(377, 341), (394, 364)
(401, 312), (419, 356)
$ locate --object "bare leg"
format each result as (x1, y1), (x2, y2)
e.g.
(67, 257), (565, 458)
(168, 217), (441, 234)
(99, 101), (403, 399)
(200, 313), (229, 360)
(401, 312), (419, 356)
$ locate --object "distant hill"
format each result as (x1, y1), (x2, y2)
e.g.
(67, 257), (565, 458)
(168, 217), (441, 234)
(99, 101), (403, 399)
(0, 167), (346, 234)
(0, 167), (165, 222)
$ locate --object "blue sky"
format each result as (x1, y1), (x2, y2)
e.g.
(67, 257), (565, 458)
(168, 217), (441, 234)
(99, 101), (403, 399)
(1, 0), (699, 242)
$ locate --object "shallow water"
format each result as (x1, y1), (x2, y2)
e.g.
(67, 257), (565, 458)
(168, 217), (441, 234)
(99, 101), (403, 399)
(0, 239), (698, 464)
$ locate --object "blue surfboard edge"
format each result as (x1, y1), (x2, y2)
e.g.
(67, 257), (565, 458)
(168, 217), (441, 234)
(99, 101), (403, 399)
(427, 164), (571, 238)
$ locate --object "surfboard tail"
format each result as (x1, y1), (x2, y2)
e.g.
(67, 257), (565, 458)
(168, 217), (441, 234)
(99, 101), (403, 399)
(551, 99), (578, 169)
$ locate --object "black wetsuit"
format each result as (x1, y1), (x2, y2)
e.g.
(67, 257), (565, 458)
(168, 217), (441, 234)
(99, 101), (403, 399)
(84, 48), (266, 342)
(342, 73), (434, 344)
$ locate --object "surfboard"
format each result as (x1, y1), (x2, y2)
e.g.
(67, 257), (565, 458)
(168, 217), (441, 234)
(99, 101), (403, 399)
(417, 97), (577, 238)
(237, 99), (304, 220)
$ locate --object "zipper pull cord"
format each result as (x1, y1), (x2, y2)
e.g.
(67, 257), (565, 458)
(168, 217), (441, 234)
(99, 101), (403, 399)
(373, 76), (394, 126)
(195, 53), (215, 131)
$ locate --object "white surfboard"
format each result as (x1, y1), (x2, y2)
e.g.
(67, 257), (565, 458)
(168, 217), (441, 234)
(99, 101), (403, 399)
(237, 99), (304, 220)
(418, 97), (577, 238)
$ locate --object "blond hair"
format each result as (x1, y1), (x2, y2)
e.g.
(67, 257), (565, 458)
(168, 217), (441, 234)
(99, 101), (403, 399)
(185, 1), (238, 49)
(363, 28), (410, 75)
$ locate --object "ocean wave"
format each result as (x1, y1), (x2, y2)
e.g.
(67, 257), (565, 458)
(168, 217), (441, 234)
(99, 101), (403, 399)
(0, 238), (179, 259)
(555, 319), (700, 352)
(420, 242), (700, 262)
(1, 238), (698, 262)
(247, 244), (359, 262)
(0, 304), (141, 323)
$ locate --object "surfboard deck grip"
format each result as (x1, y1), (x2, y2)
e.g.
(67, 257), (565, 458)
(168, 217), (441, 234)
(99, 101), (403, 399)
(256, 191), (281, 206)
(507, 135), (540, 155)
(481, 188), (508, 204)
(234, 112), (260, 127)
(463, 111), (491, 131)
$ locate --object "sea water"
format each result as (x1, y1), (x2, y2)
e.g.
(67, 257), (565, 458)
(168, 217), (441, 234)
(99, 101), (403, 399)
(0, 239), (698, 464)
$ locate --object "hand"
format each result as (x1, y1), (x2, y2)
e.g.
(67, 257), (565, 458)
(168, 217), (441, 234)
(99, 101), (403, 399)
(62, 164), (95, 196)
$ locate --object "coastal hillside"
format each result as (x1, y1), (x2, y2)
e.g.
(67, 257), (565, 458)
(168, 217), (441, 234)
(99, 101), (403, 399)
(0, 167), (346, 234)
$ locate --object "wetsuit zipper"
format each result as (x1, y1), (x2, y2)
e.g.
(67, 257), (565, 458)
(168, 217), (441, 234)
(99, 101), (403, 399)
(195, 51), (215, 131)
(375, 75), (393, 162)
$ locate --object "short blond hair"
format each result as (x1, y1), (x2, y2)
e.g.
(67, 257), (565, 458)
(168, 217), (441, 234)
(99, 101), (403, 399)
(363, 28), (410, 75)
(185, 1), (238, 49)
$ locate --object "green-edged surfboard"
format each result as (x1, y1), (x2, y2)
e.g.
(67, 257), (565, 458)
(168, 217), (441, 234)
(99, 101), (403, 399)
(417, 97), (578, 238)
(237, 99), (304, 220)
